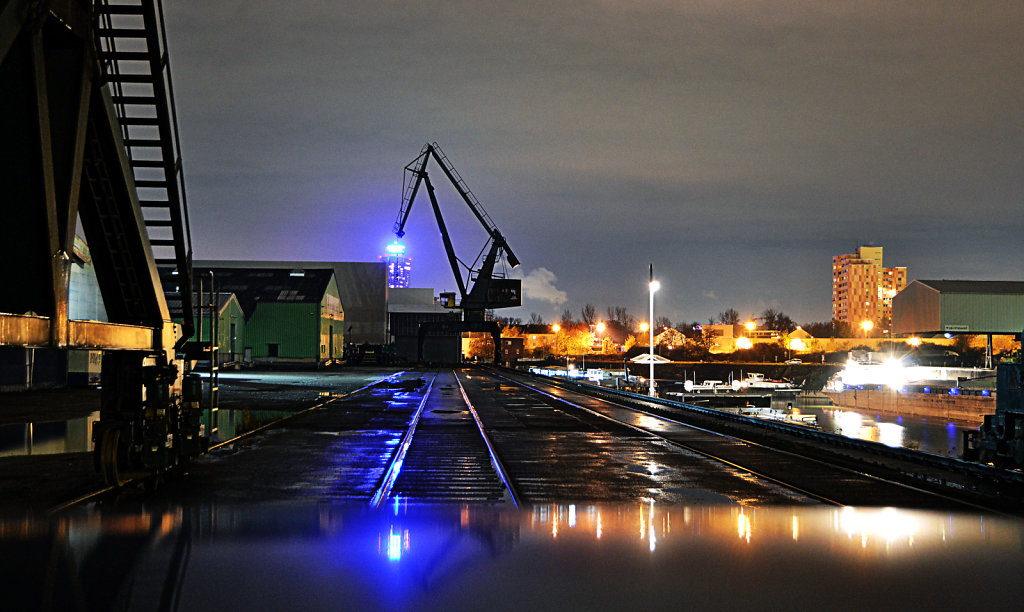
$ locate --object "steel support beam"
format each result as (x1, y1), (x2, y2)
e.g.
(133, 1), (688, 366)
(0, 313), (161, 351)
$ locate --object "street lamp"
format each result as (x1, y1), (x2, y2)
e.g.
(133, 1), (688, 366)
(861, 320), (873, 339)
(595, 321), (606, 355)
(648, 264), (660, 398)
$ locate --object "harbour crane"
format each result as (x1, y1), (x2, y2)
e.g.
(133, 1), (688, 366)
(393, 143), (522, 361)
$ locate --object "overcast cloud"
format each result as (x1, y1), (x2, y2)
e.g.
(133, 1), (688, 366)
(165, 1), (1023, 325)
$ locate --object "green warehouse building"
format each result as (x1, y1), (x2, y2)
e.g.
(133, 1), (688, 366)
(194, 267), (344, 366)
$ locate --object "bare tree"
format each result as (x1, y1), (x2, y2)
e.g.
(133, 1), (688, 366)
(655, 315), (673, 330)
(760, 308), (796, 332)
(580, 304), (597, 325)
(560, 309), (575, 326)
(529, 312), (545, 325)
(607, 306), (636, 329)
(718, 308), (740, 325)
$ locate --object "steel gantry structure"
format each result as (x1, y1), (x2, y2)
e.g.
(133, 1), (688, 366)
(393, 143), (522, 362)
(0, 0), (208, 484)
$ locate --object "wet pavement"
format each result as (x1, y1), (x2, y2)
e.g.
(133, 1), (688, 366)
(459, 372), (814, 505)
(0, 368), (400, 514)
(134, 368), (821, 508)
(0, 367), (998, 516)
(3, 502), (1022, 611)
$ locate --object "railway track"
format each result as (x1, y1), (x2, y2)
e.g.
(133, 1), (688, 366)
(489, 367), (1024, 515)
(48, 367), (1024, 515)
(371, 371), (519, 508)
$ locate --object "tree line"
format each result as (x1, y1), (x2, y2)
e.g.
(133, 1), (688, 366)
(497, 305), (856, 338)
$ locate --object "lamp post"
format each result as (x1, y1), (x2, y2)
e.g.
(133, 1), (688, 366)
(595, 321), (605, 355)
(648, 264), (660, 397)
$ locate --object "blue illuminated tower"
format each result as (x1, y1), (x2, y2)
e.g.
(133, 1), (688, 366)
(381, 241), (411, 288)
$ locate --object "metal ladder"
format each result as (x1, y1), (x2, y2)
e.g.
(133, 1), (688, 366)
(195, 272), (219, 440)
(93, 0), (194, 342)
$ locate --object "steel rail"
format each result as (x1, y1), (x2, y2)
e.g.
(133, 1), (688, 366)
(453, 369), (522, 508)
(370, 373), (436, 509)
(510, 367), (1024, 492)
(496, 369), (1014, 514)
(536, 370), (1024, 488)
(48, 371), (406, 515)
(497, 371), (843, 507)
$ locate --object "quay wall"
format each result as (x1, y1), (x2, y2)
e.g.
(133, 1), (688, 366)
(824, 389), (994, 427)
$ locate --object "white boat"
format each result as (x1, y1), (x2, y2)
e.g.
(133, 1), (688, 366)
(735, 373), (801, 394)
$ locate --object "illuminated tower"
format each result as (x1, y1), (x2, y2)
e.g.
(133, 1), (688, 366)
(381, 241), (411, 288)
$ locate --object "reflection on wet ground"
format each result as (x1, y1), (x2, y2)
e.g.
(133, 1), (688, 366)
(0, 407), (292, 458)
(2, 503), (1021, 610)
(0, 412), (98, 457)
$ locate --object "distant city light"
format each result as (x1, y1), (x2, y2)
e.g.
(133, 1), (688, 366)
(384, 241), (406, 255)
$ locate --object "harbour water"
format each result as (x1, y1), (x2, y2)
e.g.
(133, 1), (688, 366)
(769, 393), (968, 458)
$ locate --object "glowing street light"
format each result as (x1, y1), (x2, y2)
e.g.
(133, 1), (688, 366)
(595, 321), (606, 354)
(648, 264), (660, 398)
(745, 320), (756, 332)
(861, 320), (874, 338)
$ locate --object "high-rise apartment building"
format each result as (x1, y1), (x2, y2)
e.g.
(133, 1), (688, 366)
(832, 246), (906, 331)
(381, 241), (411, 289)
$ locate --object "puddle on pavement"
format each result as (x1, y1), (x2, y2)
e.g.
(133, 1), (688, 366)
(212, 408), (293, 441)
(0, 407), (294, 457)
(0, 411), (99, 457)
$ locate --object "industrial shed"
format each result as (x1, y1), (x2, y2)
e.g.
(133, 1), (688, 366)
(195, 260), (387, 345)
(193, 267), (344, 366)
(194, 293), (245, 365)
(893, 280), (1024, 336)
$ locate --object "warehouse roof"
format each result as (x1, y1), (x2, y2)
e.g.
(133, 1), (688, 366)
(193, 267), (335, 316)
(914, 280), (1024, 294)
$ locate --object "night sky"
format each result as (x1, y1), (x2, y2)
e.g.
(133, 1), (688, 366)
(164, 1), (1023, 326)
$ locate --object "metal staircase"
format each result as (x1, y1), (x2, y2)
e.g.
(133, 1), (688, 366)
(93, 0), (194, 344)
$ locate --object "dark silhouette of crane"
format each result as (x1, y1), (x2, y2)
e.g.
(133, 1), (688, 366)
(393, 143), (522, 362)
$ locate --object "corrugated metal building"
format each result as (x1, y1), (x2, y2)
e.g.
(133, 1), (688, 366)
(195, 260), (387, 345)
(194, 267), (344, 365)
(388, 288), (460, 363)
(893, 280), (1024, 335)
(195, 293), (245, 365)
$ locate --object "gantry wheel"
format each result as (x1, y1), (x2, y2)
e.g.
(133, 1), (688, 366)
(99, 428), (130, 487)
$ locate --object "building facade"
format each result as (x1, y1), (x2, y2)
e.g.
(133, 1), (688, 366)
(192, 267), (345, 365)
(832, 246), (906, 331)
